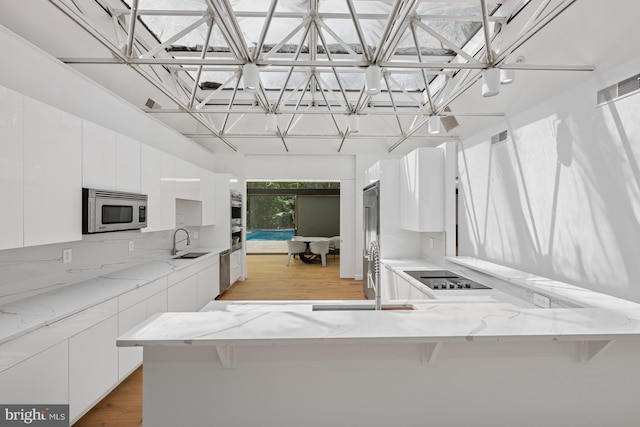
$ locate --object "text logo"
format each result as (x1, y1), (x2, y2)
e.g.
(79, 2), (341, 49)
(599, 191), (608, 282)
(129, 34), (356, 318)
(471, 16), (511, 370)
(1, 405), (68, 426)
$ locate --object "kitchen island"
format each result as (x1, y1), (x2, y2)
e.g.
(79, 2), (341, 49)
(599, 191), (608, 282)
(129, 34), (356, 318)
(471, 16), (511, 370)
(117, 258), (640, 427)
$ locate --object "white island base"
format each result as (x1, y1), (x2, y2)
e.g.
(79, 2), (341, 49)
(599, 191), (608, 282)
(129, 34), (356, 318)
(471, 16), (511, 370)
(141, 339), (640, 427)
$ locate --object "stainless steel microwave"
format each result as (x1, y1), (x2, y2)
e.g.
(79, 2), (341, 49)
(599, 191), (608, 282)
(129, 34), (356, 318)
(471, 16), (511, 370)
(82, 188), (148, 234)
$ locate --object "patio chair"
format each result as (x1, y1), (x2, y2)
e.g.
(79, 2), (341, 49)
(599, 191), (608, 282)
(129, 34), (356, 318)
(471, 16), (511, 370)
(309, 240), (330, 267)
(286, 240), (307, 266)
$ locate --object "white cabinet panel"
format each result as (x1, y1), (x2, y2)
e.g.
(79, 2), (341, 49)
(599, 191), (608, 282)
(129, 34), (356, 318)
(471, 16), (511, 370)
(200, 169), (216, 226)
(160, 151), (176, 229)
(116, 133), (141, 193)
(147, 289), (168, 317)
(174, 157), (201, 201)
(0, 87), (24, 250)
(140, 144), (162, 232)
(118, 301), (146, 379)
(168, 275), (198, 312)
(69, 315), (118, 422)
(0, 341), (68, 404)
(195, 265), (216, 310)
(23, 97), (82, 246)
(82, 120), (116, 190)
(230, 250), (241, 285)
(141, 145), (175, 232)
(400, 148), (445, 232)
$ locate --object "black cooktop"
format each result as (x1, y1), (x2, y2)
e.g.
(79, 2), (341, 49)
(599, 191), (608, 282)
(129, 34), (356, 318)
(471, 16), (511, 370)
(403, 270), (491, 290)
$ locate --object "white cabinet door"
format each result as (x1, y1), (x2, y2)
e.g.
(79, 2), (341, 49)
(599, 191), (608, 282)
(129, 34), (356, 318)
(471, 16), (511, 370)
(160, 151), (176, 229)
(200, 169), (216, 226)
(195, 265), (217, 310)
(116, 133), (141, 193)
(174, 157), (201, 201)
(147, 288), (168, 317)
(69, 315), (118, 422)
(230, 250), (241, 285)
(0, 86), (24, 250)
(82, 120), (116, 190)
(118, 301), (145, 379)
(168, 275), (198, 312)
(23, 97), (82, 246)
(141, 145), (175, 232)
(0, 341), (68, 404)
(140, 144), (162, 232)
(400, 148), (444, 232)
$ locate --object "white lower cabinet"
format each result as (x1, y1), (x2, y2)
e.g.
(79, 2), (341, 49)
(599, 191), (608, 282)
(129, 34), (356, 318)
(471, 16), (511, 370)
(118, 300), (146, 379)
(230, 250), (242, 285)
(146, 288), (168, 317)
(0, 341), (68, 404)
(196, 264), (219, 310)
(69, 315), (119, 422)
(168, 275), (198, 312)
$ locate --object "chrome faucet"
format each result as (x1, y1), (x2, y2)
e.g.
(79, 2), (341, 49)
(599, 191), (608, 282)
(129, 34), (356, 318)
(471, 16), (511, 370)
(367, 240), (382, 311)
(172, 228), (191, 255)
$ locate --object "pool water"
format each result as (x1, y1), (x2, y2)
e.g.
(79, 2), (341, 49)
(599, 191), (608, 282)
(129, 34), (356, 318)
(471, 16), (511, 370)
(246, 229), (295, 241)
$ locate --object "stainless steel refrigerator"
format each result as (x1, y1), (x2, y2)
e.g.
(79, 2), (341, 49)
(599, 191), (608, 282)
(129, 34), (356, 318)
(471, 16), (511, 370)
(362, 181), (380, 300)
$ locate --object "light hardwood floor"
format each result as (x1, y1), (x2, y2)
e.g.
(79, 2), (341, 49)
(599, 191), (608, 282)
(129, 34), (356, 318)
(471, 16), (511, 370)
(73, 254), (364, 427)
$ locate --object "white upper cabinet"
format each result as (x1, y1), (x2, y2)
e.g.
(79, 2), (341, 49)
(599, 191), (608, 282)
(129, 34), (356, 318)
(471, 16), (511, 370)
(23, 97), (82, 246)
(0, 87), (24, 250)
(400, 148), (445, 232)
(174, 157), (201, 201)
(82, 122), (141, 193)
(200, 167), (216, 226)
(141, 144), (175, 232)
(82, 121), (116, 190)
(115, 133), (140, 193)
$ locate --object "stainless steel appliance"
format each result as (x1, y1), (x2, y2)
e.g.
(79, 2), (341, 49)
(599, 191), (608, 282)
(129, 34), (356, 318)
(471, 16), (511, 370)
(219, 249), (231, 295)
(363, 181), (380, 300)
(403, 270), (491, 290)
(230, 191), (243, 251)
(82, 188), (147, 234)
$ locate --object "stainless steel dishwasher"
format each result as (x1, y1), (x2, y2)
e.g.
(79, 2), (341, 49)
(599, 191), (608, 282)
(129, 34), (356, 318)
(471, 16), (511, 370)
(219, 250), (231, 295)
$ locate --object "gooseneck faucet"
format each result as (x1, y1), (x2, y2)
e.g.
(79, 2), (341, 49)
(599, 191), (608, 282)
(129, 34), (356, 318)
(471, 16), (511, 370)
(172, 228), (191, 255)
(367, 241), (382, 311)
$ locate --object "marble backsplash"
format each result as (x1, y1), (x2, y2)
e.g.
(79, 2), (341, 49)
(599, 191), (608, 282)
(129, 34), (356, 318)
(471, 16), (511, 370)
(420, 232), (446, 260)
(0, 227), (202, 306)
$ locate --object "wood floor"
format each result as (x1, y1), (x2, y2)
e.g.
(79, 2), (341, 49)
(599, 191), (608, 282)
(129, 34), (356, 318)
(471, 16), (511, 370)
(73, 254), (364, 426)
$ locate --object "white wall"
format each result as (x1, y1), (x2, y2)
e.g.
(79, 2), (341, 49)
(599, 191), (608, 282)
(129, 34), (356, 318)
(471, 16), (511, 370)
(458, 55), (640, 303)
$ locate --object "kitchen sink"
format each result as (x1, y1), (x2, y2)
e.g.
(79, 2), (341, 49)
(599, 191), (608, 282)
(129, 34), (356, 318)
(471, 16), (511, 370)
(174, 251), (210, 259)
(312, 303), (414, 311)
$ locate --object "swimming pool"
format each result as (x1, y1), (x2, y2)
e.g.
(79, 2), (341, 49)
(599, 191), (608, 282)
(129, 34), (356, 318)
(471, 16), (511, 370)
(246, 229), (295, 241)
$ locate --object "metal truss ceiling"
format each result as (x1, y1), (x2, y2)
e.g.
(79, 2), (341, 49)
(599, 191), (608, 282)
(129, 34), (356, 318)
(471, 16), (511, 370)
(50, 0), (592, 152)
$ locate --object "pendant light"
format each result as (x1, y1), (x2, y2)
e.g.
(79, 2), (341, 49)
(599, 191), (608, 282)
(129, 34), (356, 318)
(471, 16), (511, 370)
(500, 56), (524, 85)
(500, 69), (515, 85)
(481, 67), (501, 97)
(365, 65), (381, 95)
(243, 63), (260, 94)
(349, 114), (360, 133)
(266, 113), (277, 133)
(428, 116), (441, 134)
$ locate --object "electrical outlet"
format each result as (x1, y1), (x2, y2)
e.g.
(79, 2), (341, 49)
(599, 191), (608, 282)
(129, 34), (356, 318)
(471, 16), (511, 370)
(62, 248), (72, 264)
(429, 237), (435, 249)
(128, 241), (135, 252)
(193, 231), (199, 239)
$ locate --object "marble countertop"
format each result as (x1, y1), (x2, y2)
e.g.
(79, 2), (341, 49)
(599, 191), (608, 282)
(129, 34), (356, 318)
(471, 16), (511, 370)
(117, 257), (640, 348)
(117, 300), (640, 347)
(0, 246), (226, 345)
